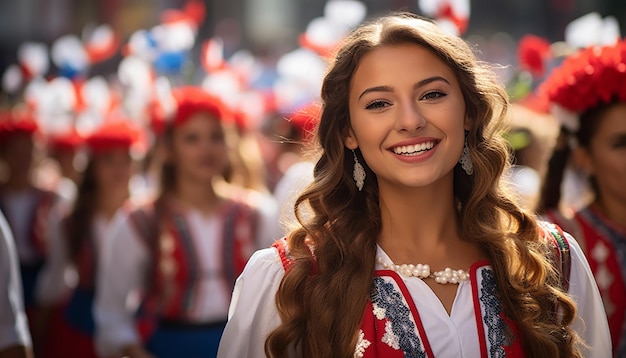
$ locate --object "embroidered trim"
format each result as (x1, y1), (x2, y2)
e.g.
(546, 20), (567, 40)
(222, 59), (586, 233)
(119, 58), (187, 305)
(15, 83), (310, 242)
(539, 221), (572, 291)
(479, 269), (510, 358)
(371, 276), (427, 358)
(272, 238), (293, 271)
(372, 302), (386, 320)
(354, 329), (371, 358)
(382, 320), (401, 350)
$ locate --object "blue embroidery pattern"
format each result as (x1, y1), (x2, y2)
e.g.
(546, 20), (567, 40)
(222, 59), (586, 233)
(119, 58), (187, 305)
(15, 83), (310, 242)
(479, 268), (511, 358)
(371, 277), (426, 358)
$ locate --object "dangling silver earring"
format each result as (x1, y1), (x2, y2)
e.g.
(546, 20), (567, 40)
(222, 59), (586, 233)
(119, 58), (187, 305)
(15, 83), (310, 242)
(459, 133), (474, 175)
(352, 149), (366, 191)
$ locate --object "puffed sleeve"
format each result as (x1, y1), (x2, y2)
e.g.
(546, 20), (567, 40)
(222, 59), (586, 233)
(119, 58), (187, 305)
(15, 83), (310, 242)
(93, 210), (150, 357)
(566, 233), (612, 356)
(0, 210), (32, 350)
(217, 247), (284, 358)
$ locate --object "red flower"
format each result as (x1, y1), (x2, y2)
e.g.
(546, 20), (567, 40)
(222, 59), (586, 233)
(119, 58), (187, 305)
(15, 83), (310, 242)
(518, 35), (552, 77)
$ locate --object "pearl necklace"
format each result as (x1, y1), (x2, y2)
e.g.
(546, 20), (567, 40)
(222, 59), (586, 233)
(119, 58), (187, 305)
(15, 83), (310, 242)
(377, 257), (470, 284)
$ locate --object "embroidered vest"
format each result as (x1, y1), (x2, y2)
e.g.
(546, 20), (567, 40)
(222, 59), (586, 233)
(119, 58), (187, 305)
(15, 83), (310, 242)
(574, 206), (626, 356)
(130, 197), (259, 338)
(272, 222), (570, 358)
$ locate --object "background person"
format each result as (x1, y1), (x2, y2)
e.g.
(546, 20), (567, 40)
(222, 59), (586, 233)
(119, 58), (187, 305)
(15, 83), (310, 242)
(95, 87), (279, 358)
(537, 39), (626, 357)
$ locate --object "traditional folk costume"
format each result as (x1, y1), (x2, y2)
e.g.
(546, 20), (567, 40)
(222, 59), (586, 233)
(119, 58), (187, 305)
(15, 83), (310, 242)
(217, 223), (611, 357)
(35, 118), (144, 358)
(0, 114), (58, 317)
(37, 208), (129, 358)
(94, 193), (278, 357)
(538, 39), (626, 357)
(547, 205), (626, 356)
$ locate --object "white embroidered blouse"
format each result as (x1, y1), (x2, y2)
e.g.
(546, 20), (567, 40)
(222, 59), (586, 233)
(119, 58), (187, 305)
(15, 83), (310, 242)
(217, 234), (611, 358)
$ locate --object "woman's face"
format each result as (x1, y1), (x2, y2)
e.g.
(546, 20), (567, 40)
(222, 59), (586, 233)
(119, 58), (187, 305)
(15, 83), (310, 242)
(345, 43), (468, 190)
(169, 112), (228, 184)
(93, 148), (132, 193)
(581, 102), (626, 206)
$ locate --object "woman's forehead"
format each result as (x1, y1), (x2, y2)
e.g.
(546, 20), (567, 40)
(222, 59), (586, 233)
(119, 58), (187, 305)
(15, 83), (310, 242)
(350, 44), (457, 92)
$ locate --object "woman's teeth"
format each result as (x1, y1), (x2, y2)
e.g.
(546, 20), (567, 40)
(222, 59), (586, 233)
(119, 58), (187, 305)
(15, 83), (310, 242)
(392, 141), (435, 156)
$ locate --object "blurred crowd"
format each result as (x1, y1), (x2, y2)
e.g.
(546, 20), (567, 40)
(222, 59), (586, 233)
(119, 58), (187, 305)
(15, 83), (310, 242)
(0, 0), (624, 357)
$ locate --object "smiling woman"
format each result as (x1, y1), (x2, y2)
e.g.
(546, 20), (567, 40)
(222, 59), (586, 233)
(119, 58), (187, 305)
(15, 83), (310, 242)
(217, 13), (611, 358)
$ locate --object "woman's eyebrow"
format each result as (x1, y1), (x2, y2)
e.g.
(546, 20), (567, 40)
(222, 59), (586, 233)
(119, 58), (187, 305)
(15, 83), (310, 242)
(358, 76), (450, 100)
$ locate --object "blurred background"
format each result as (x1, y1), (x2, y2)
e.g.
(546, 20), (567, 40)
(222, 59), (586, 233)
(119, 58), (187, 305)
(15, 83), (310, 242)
(1, 0), (624, 81)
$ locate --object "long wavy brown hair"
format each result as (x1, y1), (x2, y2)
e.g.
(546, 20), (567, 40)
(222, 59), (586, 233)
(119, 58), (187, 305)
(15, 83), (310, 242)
(266, 13), (581, 358)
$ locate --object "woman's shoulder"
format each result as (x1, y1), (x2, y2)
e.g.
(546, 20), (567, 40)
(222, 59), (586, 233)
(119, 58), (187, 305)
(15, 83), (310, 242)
(242, 246), (283, 276)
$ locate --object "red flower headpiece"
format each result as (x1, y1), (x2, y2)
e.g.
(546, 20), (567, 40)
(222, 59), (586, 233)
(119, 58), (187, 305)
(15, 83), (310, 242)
(539, 40), (626, 114)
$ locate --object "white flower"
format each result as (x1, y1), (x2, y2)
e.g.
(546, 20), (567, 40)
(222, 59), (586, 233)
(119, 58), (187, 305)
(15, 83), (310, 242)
(354, 329), (371, 358)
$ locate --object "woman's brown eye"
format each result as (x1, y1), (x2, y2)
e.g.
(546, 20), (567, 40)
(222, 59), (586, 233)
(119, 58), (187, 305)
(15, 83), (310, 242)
(421, 91), (446, 100)
(365, 100), (390, 110)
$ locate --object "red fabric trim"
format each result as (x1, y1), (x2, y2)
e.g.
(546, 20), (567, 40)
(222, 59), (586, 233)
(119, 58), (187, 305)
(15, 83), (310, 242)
(374, 270), (435, 358)
(470, 260), (491, 358)
(270, 237), (318, 274)
(272, 238), (293, 271)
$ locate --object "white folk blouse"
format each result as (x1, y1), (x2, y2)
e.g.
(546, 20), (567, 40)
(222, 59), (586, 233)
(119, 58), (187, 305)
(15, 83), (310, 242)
(94, 197), (281, 357)
(217, 234), (611, 358)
